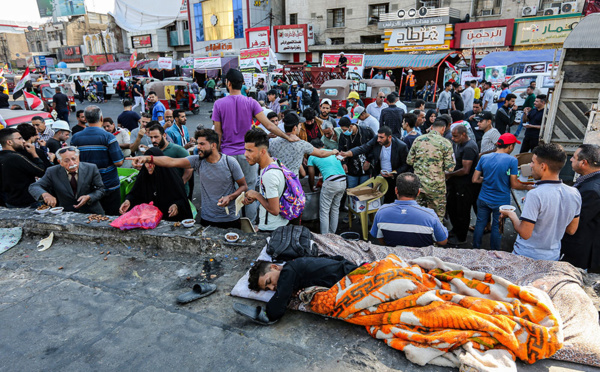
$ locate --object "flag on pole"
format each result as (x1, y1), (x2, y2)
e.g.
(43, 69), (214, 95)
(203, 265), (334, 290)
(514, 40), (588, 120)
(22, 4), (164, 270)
(24, 90), (44, 111)
(12, 66), (30, 100)
(255, 58), (263, 72)
(470, 47), (478, 77)
(148, 68), (152, 78)
(445, 61), (460, 75)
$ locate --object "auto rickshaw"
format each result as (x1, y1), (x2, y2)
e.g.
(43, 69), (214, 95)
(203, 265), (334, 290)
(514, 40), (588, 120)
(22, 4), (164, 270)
(319, 79), (396, 114)
(359, 79), (396, 107)
(144, 81), (200, 115)
(28, 80), (77, 112)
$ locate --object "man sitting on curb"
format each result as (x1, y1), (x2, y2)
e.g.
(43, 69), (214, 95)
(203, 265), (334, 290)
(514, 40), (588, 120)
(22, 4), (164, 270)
(29, 147), (105, 214)
(370, 172), (447, 247)
(234, 256), (359, 324)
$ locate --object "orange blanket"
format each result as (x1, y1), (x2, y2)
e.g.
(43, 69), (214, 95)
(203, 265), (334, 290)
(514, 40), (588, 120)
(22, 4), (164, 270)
(305, 254), (562, 368)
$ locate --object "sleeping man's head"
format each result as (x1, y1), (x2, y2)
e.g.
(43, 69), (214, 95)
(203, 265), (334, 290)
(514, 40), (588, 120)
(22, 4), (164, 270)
(248, 260), (282, 292)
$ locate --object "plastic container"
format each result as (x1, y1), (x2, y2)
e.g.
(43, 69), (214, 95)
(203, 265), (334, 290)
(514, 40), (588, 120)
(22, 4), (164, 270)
(181, 219), (195, 228)
(225, 232), (239, 243)
(50, 207), (64, 214)
(117, 168), (139, 203)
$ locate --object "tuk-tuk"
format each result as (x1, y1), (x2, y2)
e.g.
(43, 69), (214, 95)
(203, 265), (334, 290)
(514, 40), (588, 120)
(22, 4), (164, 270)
(28, 80), (77, 112)
(359, 79), (396, 107)
(145, 81), (200, 115)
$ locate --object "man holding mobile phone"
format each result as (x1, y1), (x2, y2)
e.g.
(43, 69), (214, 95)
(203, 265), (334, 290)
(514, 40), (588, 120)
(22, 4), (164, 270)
(520, 94), (547, 153)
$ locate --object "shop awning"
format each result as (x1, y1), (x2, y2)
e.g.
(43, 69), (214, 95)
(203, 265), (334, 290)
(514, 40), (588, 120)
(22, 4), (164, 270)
(365, 53), (451, 70)
(478, 49), (562, 68)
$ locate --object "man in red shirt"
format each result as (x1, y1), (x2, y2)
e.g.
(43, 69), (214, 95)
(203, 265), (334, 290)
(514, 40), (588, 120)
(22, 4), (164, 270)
(116, 78), (127, 102)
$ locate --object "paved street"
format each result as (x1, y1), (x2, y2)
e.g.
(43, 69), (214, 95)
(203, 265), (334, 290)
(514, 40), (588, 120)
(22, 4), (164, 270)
(1, 225), (598, 372)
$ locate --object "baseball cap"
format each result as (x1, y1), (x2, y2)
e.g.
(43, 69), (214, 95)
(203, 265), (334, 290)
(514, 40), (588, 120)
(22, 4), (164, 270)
(51, 120), (71, 132)
(277, 79), (283, 84)
(320, 98), (332, 106)
(354, 106), (365, 116)
(476, 112), (493, 122)
(497, 133), (521, 146)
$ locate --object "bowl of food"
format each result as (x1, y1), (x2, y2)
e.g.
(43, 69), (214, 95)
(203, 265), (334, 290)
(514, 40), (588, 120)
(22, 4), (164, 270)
(181, 219), (195, 228)
(225, 232), (239, 243)
(36, 205), (51, 214)
(49, 207), (64, 214)
(499, 205), (516, 212)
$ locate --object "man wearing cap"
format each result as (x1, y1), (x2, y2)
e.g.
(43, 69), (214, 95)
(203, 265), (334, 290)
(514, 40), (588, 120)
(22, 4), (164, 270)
(379, 93), (405, 139)
(366, 92), (389, 121)
(316, 99), (336, 127)
(46, 121), (71, 164)
(288, 81), (299, 111)
(404, 70), (416, 102)
(354, 106), (379, 135)
(29, 147), (105, 215)
(337, 52), (347, 70)
(345, 91), (364, 118)
(472, 133), (532, 250)
(477, 111), (501, 155)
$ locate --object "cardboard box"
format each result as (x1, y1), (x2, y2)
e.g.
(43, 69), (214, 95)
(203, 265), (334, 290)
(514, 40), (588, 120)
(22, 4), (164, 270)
(347, 185), (385, 213)
(520, 163), (533, 177)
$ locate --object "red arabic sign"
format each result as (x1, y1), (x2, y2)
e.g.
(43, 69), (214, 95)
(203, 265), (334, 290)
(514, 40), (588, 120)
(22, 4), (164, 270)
(58, 46), (82, 63)
(240, 47), (270, 60)
(204, 41), (233, 53)
(131, 34), (152, 49)
(273, 25), (308, 53)
(83, 54), (116, 67)
(245, 26), (270, 48)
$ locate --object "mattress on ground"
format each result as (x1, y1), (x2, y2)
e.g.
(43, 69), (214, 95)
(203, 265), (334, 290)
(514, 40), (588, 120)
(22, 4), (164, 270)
(231, 233), (600, 367)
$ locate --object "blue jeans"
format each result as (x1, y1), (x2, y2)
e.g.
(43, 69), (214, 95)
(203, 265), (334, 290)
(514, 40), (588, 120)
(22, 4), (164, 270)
(473, 199), (502, 251)
(514, 117), (524, 137)
(346, 174), (370, 189)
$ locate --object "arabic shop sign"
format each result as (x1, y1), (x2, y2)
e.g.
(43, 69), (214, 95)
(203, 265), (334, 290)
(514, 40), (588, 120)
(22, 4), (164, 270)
(384, 24), (453, 52)
(246, 27), (270, 48)
(514, 16), (581, 45)
(193, 57), (221, 69)
(378, 16), (449, 29)
(273, 25), (308, 53)
(321, 53), (365, 76)
(459, 27), (506, 48)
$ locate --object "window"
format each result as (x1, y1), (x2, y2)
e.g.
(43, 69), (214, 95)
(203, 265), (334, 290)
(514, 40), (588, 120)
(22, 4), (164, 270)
(476, 0), (502, 15)
(369, 4), (388, 18)
(193, 3), (204, 42)
(289, 13), (298, 25)
(360, 35), (381, 44)
(327, 8), (345, 28)
(330, 37), (345, 45)
(182, 20), (189, 30)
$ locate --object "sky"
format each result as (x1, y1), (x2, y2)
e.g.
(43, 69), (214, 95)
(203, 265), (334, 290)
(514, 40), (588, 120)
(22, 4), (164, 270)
(4, 0), (115, 24)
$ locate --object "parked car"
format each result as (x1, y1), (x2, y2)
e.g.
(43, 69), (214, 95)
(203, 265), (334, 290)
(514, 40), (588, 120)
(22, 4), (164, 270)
(144, 81), (200, 115)
(491, 72), (555, 115)
(67, 72), (116, 99)
(0, 109), (53, 128)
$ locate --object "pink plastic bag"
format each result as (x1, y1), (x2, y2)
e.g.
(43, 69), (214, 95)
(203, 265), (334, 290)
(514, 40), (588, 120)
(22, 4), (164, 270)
(110, 202), (163, 230)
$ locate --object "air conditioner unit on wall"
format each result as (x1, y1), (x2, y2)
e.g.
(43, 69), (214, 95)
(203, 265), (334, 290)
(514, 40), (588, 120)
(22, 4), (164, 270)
(522, 5), (537, 16)
(543, 7), (560, 15)
(561, 1), (578, 13)
(480, 9), (493, 15)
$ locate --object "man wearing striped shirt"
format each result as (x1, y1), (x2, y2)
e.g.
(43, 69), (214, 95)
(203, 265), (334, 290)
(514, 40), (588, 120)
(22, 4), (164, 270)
(371, 173), (448, 247)
(70, 106), (124, 215)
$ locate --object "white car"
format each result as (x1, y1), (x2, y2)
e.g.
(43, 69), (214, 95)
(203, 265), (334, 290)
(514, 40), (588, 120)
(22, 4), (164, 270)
(490, 72), (555, 115)
(67, 72), (116, 99)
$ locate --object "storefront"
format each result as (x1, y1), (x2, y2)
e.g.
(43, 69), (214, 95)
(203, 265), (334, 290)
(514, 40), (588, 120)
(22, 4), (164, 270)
(513, 13), (582, 51)
(454, 19), (514, 60)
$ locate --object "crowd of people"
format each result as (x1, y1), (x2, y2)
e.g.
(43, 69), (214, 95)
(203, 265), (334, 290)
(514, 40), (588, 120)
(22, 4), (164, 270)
(0, 67), (598, 273)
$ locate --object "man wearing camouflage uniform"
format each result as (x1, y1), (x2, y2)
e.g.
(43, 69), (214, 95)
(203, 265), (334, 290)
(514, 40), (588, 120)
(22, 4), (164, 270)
(406, 118), (455, 221)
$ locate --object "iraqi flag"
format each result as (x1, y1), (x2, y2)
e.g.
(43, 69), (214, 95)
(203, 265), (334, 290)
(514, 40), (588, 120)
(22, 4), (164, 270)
(24, 90), (44, 111)
(445, 61), (460, 75)
(148, 68), (153, 78)
(129, 52), (137, 69)
(12, 66), (30, 100)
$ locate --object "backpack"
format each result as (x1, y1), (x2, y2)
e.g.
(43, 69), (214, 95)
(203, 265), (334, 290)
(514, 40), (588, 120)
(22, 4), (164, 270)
(260, 159), (305, 221)
(267, 225), (318, 262)
(302, 89), (312, 106)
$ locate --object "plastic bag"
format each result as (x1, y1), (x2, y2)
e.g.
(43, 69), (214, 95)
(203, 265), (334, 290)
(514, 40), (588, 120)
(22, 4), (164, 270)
(110, 202), (163, 231)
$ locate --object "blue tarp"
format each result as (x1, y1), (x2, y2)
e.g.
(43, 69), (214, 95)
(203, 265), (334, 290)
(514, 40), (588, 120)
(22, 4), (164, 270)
(478, 49), (562, 68)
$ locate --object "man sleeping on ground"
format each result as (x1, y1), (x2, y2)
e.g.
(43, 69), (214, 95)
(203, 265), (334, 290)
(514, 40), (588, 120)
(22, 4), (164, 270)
(234, 254), (563, 369)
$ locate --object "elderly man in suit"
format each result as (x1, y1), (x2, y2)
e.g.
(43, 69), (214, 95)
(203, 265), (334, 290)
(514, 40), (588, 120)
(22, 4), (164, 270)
(29, 147), (106, 214)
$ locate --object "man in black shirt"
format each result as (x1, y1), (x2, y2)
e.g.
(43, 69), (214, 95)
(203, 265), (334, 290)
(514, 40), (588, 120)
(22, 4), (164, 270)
(451, 82), (464, 112)
(520, 94), (547, 153)
(244, 256), (359, 322)
(495, 93), (517, 135)
(52, 87), (70, 124)
(0, 89), (9, 109)
(71, 110), (87, 135)
(445, 125), (479, 245)
(46, 120), (71, 164)
(131, 79), (145, 113)
(0, 128), (46, 208)
(379, 93), (405, 139)
(117, 99), (141, 132)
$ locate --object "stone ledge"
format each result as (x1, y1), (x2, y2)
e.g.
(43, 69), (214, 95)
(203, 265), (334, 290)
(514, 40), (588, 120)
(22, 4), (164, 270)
(0, 207), (268, 255)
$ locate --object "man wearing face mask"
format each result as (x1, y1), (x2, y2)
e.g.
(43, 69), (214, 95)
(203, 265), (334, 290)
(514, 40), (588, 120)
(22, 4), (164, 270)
(128, 128), (248, 229)
(29, 147), (105, 214)
(338, 117), (374, 189)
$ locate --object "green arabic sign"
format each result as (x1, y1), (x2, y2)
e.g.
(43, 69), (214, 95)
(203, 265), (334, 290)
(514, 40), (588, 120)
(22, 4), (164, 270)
(514, 16), (581, 45)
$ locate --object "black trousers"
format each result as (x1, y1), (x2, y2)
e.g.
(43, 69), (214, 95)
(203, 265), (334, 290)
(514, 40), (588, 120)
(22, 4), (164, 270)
(520, 137), (539, 153)
(101, 188), (121, 216)
(384, 176), (397, 204)
(447, 181), (476, 242)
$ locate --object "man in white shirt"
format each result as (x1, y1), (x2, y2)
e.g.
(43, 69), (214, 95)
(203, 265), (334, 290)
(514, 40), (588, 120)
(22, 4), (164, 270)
(354, 106), (379, 134)
(461, 81), (475, 113)
(366, 92), (389, 121)
(436, 82), (452, 114)
(242, 128), (289, 232)
(482, 81), (495, 111)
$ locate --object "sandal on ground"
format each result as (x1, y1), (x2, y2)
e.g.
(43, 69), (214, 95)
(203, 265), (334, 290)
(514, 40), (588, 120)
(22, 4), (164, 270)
(233, 303), (278, 325)
(177, 283), (217, 304)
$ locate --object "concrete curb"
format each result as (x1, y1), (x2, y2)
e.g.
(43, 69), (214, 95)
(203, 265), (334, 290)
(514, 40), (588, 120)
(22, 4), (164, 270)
(0, 207), (267, 254)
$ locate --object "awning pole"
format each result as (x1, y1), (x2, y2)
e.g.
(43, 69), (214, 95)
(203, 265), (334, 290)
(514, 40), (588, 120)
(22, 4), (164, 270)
(433, 53), (452, 104)
(399, 68), (405, 97)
